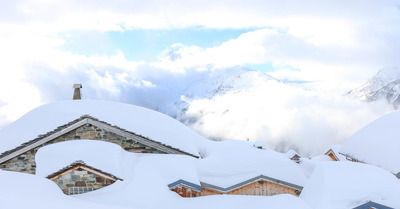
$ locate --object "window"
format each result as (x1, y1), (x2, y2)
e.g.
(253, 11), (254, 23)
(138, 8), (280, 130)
(68, 187), (94, 195)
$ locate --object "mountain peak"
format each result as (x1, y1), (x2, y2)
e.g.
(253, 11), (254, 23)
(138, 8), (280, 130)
(348, 67), (400, 108)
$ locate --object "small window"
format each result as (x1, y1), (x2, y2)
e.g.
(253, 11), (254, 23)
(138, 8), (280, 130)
(68, 187), (94, 195)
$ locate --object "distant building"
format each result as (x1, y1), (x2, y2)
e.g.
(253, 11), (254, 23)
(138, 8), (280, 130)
(352, 201), (394, 209)
(168, 179), (202, 197)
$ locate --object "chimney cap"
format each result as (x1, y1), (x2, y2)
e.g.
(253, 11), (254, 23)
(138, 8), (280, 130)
(73, 84), (82, 89)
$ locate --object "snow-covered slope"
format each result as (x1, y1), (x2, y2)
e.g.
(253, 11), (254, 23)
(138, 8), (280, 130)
(348, 67), (400, 108)
(0, 170), (131, 209)
(0, 100), (212, 157)
(340, 110), (400, 175)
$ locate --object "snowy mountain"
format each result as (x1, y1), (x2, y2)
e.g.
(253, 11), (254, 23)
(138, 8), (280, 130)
(347, 67), (400, 108)
(175, 68), (279, 113)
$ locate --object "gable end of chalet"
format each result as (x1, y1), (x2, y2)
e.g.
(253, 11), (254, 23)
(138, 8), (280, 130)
(46, 160), (122, 195)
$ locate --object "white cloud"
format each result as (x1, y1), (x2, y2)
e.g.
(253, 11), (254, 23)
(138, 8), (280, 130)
(0, 0), (399, 156)
(178, 79), (393, 156)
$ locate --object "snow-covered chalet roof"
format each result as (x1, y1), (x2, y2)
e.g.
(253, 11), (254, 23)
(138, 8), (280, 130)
(300, 162), (400, 209)
(197, 140), (307, 190)
(340, 111), (400, 174)
(0, 100), (210, 159)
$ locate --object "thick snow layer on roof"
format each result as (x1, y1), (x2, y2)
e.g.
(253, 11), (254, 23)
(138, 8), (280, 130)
(197, 140), (307, 188)
(36, 140), (200, 186)
(35, 140), (130, 179)
(300, 162), (400, 209)
(296, 155), (333, 178)
(341, 111), (400, 174)
(73, 141), (310, 209)
(0, 170), (131, 209)
(0, 100), (211, 157)
(31, 139), (311, 209)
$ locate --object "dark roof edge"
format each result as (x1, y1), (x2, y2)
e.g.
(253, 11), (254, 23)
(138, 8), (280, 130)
(46, 160), (123, 181)
(0, 115), (199, 163)
(168, 179), (202, 192)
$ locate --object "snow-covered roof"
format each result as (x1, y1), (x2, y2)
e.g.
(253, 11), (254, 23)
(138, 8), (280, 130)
(0, 169), (312, 209)
(340, 111), (400, 174)
(168, 179), (202, 192)
(46, 160), (122, 181)
(352, 201), (394, 209)
(197, 140), (307, 190)
(300, 162), (400, 209)
(0, 100), (210, 158)
(36, 140), (128, 179)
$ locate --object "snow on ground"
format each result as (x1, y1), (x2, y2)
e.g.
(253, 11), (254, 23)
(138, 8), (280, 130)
(0, 100), (213, 157)
(73, 141), (311, 209)
(0, 168), (311, 209)
(31, 139), (312, 209)
(300, 161), (400, 209)
(0, 170), (132, 209)
(340, 110), (400, 174)
(2, 100), (399, 209)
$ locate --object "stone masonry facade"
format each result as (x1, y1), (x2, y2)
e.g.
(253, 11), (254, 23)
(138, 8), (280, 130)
(0, 123), (165, 174)
(52, 168), (116, 195)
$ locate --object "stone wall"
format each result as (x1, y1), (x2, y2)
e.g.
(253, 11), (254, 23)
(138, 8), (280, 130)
(0, 123), (166, 174)
(52, 168), (116, 195)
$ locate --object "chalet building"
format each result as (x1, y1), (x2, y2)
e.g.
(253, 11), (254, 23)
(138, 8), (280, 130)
(325, 149), (340, 161)
(46, 160), (122, 195)
(200, 175), (302, 197)
(168, 179), (202, 197)
(168, 175), (303, 197)
(0, 115), (198, 175)
(352, 201), (394, 209)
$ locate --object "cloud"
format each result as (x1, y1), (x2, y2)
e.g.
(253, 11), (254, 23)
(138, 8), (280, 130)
(177, 77), (394, 156)
(0, 0), (399, 157)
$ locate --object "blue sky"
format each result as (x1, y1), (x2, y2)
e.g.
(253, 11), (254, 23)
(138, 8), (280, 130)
(59, 28), (256, 62)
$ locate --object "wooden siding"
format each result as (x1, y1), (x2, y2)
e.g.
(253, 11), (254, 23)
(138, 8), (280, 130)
(201, 180), (301, 197)
(171, 186), (201, 197)
(200, 187), (223, 196)
(227, 180), (300, 196)
(326, 150), (339, 161)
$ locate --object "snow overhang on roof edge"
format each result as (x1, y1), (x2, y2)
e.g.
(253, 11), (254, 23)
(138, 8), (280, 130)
(0, 115), (199, 164)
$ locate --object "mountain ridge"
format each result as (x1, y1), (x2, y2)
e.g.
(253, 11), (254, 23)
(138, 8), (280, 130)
(347, 67), (400, 109)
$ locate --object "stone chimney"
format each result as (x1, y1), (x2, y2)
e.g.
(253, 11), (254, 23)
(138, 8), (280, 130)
(73, 84), (82, 100)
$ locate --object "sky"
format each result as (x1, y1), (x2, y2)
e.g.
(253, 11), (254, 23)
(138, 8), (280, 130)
(0, 0), (400, 155)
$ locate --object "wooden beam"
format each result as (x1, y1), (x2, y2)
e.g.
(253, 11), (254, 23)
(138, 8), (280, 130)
(48, 164), (117, 181)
